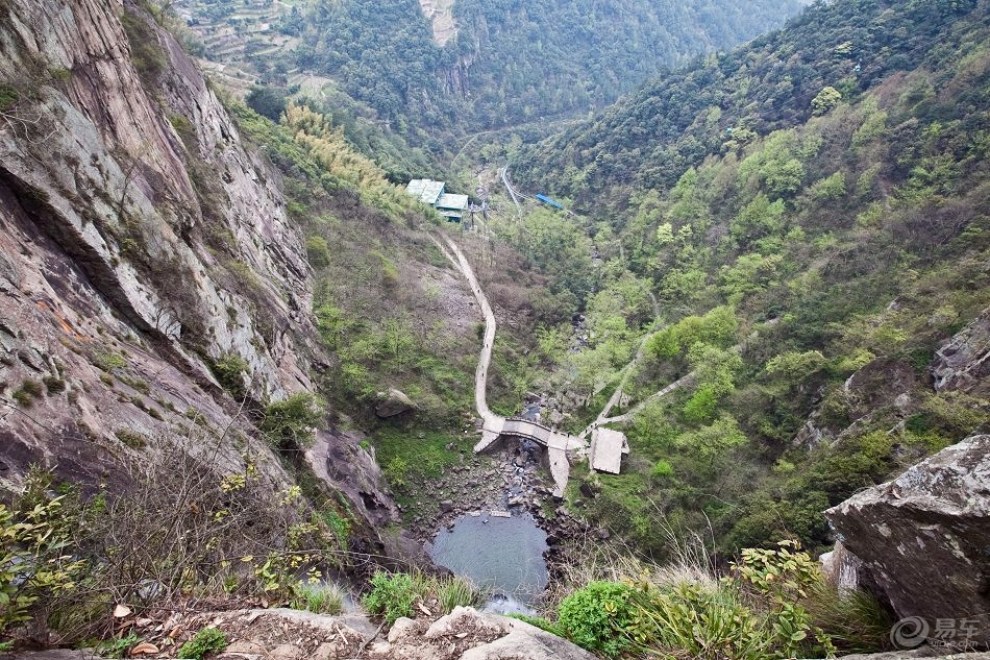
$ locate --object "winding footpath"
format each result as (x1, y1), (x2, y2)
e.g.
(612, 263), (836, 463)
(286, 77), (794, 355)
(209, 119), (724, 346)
(499, 167), (524, 216)
(582, 319), (780, 432)
(450, 170), (784, 478)
(433, 234), (583, 497)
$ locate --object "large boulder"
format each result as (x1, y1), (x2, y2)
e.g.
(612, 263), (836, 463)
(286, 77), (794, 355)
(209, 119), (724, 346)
(375, 388), (418, 418)
(826, 435), (990, 645)
(931, 306), (990, 395)
(819, 541), (865, 596)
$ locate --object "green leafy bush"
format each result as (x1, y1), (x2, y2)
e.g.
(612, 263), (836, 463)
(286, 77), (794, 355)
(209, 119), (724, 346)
(306, 236), (332, 269)
(811, 86), (843, 115)
(548, 542), (885, 658)
(96, 633), (139, 659)
(557, 581), (637, 657)
(260, 393), (325, 452)
(177, 627), (227, 660)
(211, 353), (250, 400)
(362, 571), (418, 626)
(0, 492), (84, 634)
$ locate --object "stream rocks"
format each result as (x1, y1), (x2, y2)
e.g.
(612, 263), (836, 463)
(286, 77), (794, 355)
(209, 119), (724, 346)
(397, 435), (591, 608)
(826, 434), (990, 645)
(409, 441), (588, 545)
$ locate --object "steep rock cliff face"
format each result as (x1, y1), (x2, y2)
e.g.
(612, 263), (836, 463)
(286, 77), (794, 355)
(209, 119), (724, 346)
(1, 0), (311, 396)
(826, 435), (990, 645)
(0, 0), (399, 545)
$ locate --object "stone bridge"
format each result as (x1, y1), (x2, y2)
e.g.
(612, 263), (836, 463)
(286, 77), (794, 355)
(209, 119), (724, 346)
(475, 417), (585, 498)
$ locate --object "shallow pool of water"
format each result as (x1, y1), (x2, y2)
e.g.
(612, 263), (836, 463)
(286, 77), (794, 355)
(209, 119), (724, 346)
(429, 513), (549, 613)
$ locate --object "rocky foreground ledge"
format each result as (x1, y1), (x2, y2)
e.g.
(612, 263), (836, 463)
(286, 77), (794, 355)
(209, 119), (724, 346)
(4, 607), (594, 660)
(6, 608), (990, 660)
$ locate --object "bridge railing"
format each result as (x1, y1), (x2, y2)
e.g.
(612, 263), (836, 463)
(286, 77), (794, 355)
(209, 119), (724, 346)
(501, 417), (555, 445)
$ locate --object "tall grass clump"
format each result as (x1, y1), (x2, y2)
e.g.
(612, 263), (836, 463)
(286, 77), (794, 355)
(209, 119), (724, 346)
(433, 574), (482, 613)
(291, 581), (346, 615)
(549, 539), (892, 659)
(362, 570), (482, 626)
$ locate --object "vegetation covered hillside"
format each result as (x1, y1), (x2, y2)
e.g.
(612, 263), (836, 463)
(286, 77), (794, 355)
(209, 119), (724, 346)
(516, 0), (984, 206)
(285, 0), (803, 135)
(499, 0), (990, 559)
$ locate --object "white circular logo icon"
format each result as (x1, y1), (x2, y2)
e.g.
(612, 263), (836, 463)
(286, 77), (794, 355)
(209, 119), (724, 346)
(890, 616), (930, 649)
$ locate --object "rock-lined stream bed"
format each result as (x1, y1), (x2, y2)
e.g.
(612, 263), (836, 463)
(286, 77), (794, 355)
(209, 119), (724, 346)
(407, 430), (593, 614)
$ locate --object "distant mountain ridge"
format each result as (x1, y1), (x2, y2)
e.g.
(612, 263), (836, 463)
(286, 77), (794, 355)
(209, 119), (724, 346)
(515, 0), (984, 207)
(290, 0), (805, 133)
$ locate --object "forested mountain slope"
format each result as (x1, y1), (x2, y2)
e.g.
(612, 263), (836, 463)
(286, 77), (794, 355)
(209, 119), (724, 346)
(499, 0), (990, 558)
(516, 0), (985, 207)
(291, 0), (804, 133)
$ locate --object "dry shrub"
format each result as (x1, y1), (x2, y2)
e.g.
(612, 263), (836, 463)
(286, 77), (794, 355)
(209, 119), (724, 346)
(19, 434), (344, 645)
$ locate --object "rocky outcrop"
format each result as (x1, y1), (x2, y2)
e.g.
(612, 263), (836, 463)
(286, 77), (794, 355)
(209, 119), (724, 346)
(0, 0), (305, 482)
(1, 0), (314, 399)
(0, 0), (399, 546)
(89, 606), (594, 660)
(826, 435), (990, 645)
(377, 607), (596, 660)
(418, 0), (458, 47)
(932, 306), (990, 395)
(819, 541), (865, 597)
(843, 358), (923, 419)
(375, 388), (417, 418)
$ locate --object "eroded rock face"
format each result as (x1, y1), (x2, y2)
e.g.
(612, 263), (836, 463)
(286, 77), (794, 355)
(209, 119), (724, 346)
(0, 0), (399, 544)
(932, 306), (990, 395)
(819, 541), (865, 597)
(0, 0), (309, 482)
(826, 435), (990, 644)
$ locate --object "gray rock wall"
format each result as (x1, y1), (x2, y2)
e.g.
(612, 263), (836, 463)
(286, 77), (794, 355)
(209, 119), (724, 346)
(0, 0), (398, 546)
(932, 306), (990, 396)
(826, 435), (990, 645)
